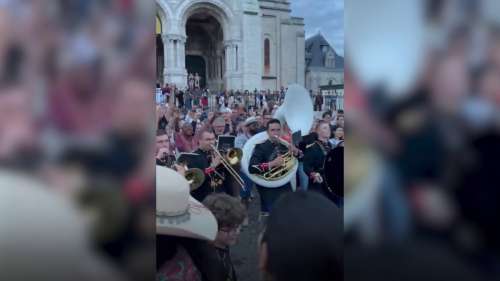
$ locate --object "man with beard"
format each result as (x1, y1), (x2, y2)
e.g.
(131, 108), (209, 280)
(208, 114), (240, 197)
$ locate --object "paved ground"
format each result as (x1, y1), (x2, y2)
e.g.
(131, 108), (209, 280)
(232, 193), (262, 281)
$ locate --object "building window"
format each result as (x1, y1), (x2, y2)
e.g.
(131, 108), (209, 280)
(264, 38), (270, 75)
(325, 50), (335, 68)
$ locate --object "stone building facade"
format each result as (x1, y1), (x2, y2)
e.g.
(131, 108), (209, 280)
(156, 0), (305, 91)
(305, 32), (344, 93)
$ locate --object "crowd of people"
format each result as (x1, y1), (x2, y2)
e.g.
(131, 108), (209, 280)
(155, 83), (338, 113)
(155, 83), (344, 280)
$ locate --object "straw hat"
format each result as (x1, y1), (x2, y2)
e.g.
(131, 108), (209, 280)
(156, 166), (217, 241)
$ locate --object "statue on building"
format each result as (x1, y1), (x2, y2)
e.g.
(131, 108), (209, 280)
(188, 73), (194, 89)
(194, 72), (201, 89)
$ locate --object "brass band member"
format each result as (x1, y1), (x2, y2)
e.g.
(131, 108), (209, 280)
(210, 115), (240, 196)
(303, 121), (332, 196)
(156, 129), (175, 167)
(249, 119), (292, 220)
(190, 129), (229, 202)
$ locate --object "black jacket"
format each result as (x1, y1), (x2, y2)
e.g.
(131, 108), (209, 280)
(249, 139), (291, 190)
(190, 148), (233, 201)
(303, 140), (332, 192)
(190, 148), (214, 202)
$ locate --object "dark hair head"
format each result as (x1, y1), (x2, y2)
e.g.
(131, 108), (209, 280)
(156, 129), (167, 137)
(262, 191), (342, 281)
(322, 111), (332, 118)
(266, 118), (281, 130)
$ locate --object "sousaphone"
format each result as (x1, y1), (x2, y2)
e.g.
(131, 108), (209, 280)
(241, 84), (314, 187)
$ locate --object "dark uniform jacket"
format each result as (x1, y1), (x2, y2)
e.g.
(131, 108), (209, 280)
(190, 148), (215, 202)
(303, 140), (332, 193)
(249, 139), (291, 190)
(190, 148), (233, 202)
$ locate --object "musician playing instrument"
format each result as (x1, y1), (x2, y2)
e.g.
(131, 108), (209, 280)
(302, 121), (333, 196)
(155, 129), (176, 167)
(190, 129), (221, 201)
(249, 119), (295, 218)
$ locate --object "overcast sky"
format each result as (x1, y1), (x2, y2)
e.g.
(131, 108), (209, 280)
(290, 0), (344, 56)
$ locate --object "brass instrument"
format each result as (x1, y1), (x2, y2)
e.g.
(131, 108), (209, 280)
(184, 168), (205, 191)
(171, 160), (205, 191)
(210, 145), (246, 191)
(257, 137), (298, 181)
(226, 147), (243, 165)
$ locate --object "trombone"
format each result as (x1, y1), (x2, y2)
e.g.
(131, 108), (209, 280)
(210, 145), (246, 191)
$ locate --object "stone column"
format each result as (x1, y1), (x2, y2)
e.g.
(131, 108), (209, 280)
(179, 37), (186, 69)
(162, 34), (188, 88)
(224, 42), (232, 73)
(162, 34), (172, 82)
(234, 44), (238, 72)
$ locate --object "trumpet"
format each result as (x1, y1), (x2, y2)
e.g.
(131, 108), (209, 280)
(210, 145), (246, 191)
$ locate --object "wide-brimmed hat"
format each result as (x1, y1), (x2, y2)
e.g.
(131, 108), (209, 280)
(0, 170), (123, 281)
(156, 166), (217, 241)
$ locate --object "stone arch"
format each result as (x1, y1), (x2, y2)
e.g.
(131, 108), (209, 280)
(156, 0), (173, 34)
(177, 0), (234, 40)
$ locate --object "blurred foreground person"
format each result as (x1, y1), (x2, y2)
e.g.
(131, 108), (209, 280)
(156, 166), (217, 281)
(345, 242), (483, 281)
(258, 191), (342, 281)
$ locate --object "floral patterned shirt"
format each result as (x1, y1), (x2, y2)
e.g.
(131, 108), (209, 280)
(157, 245), (202, 281)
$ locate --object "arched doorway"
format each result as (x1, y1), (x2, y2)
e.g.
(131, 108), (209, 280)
(185, 13), (225, 91)
(156, 15), (164, 84)
(186, 55), (206, 89)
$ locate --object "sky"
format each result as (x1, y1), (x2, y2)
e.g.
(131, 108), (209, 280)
(290, 0), (344, 56)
